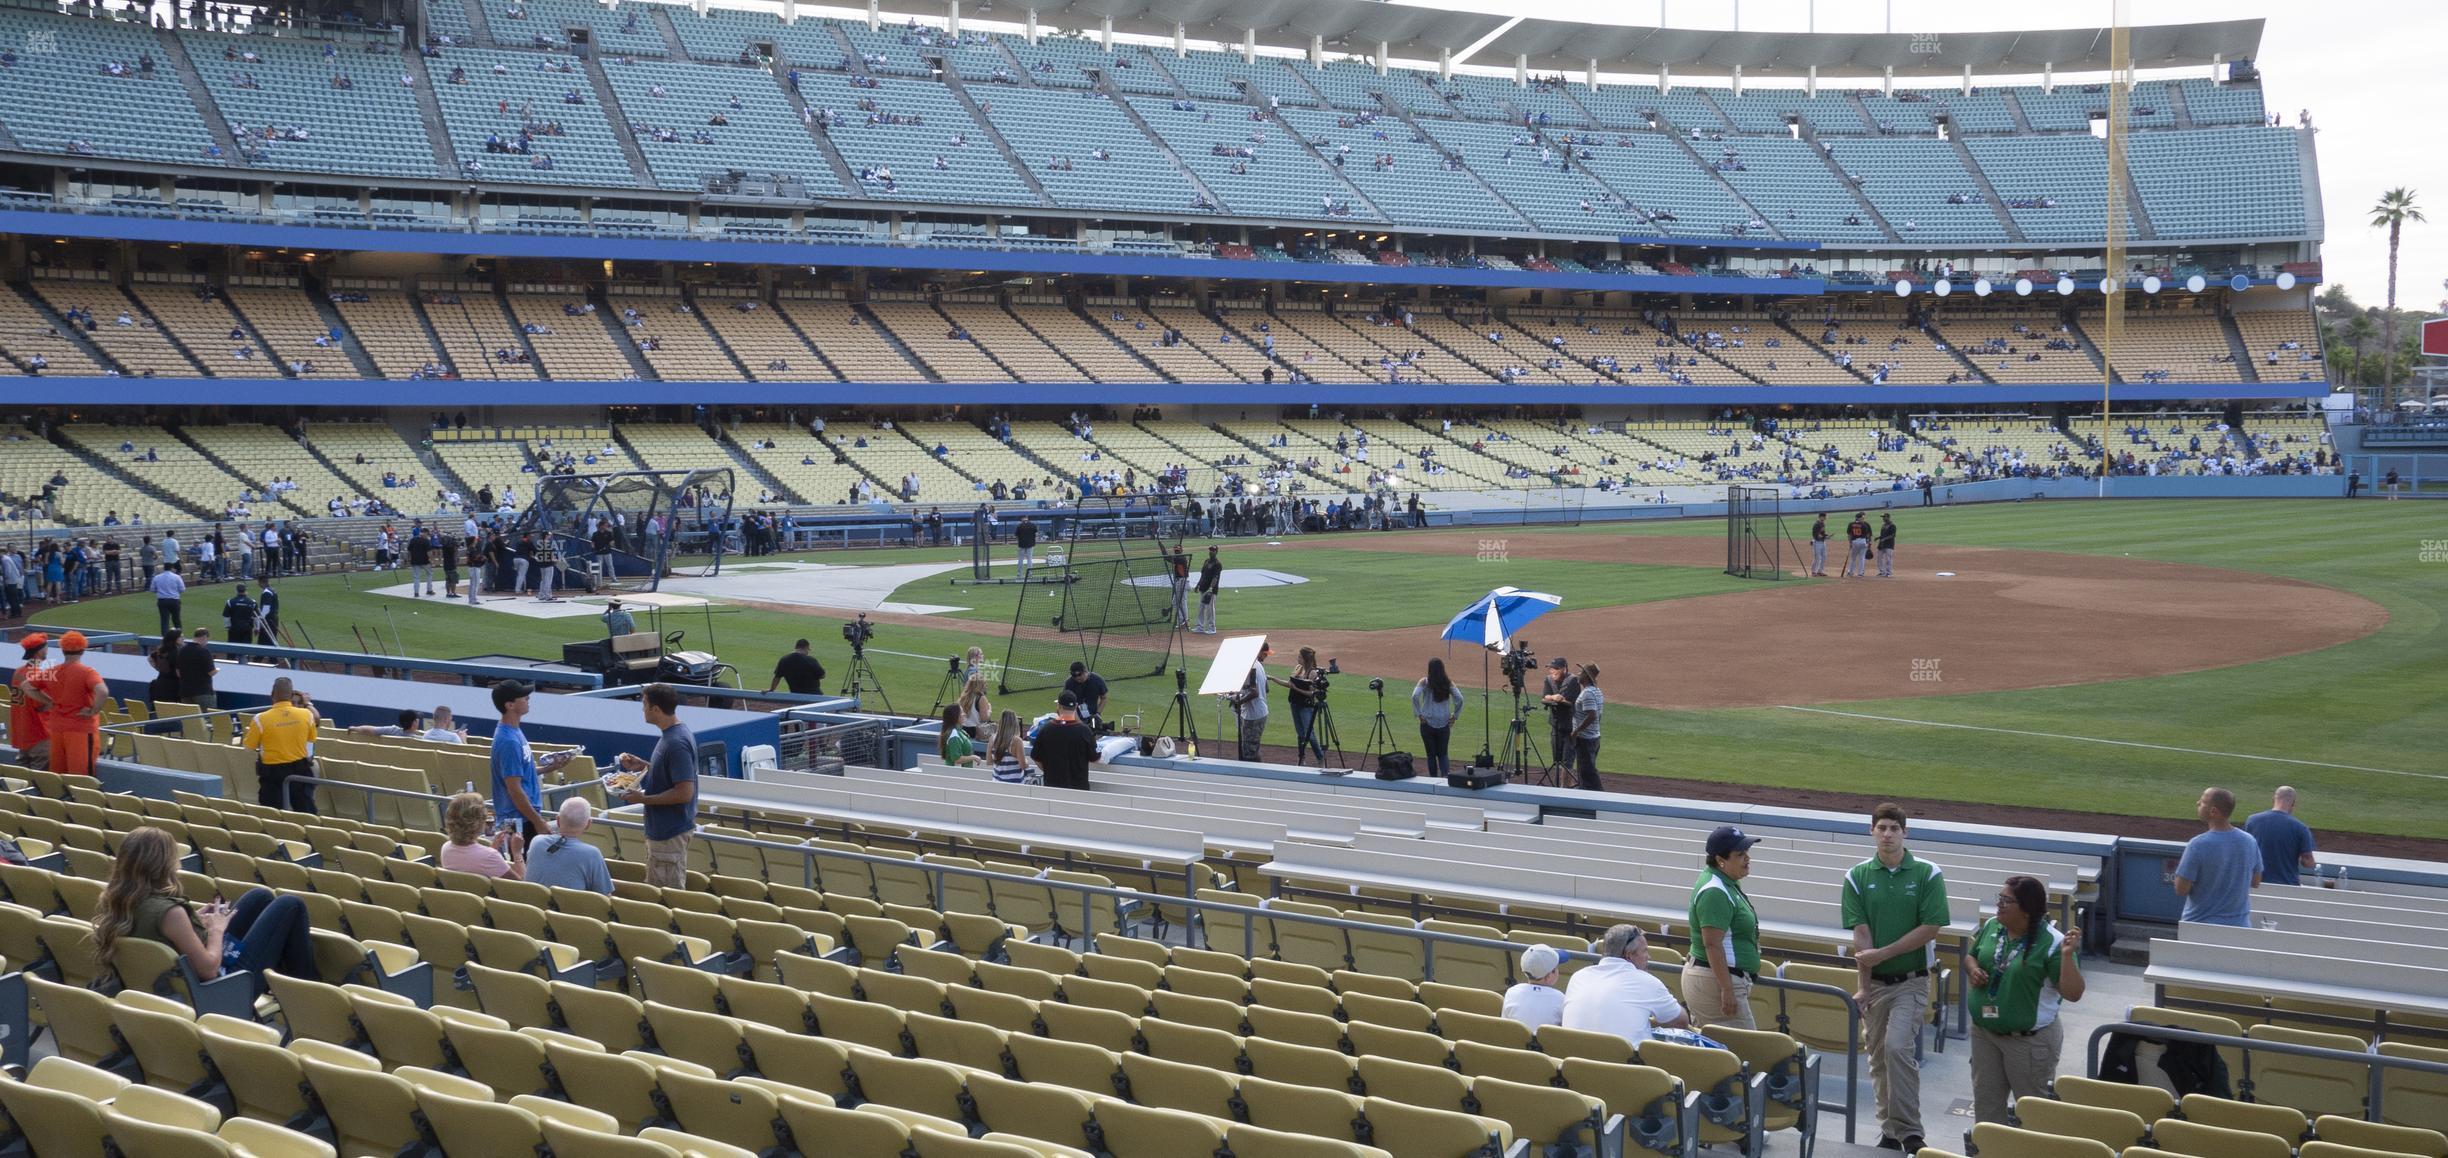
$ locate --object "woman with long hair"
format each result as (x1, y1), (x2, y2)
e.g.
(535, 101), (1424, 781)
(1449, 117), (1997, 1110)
(1966, 874), (2085, 1123)
(1284, 647), (1327, 766)
(94, 826), (314, 982)
(958, 676), (993, 745)
(939, 704), (978, 766)
(1411, 657), (1460, 777)
(986, 709), (1031, 783)
(439, 791), (525, 879)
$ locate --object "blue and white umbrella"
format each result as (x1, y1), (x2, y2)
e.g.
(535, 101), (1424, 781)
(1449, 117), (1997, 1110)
(1440, 586), (1564, 650)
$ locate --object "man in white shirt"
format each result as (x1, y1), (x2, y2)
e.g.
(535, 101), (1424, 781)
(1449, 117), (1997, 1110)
(1501, 944), (1566, 1029)
(1561, 924), (1691, 1047)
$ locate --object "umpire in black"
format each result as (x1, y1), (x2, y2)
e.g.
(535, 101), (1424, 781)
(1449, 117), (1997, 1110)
(1538, 656), (1581, 778)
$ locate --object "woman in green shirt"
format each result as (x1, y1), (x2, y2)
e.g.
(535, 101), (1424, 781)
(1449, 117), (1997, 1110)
(1966, 874), (2086, 1123)
(1684, 826), (1764, 1029)
(938, 705), (979, 767)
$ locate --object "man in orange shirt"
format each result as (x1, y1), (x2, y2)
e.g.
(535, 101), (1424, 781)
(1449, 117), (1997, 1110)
(40, 632), (106, 776)
(8, 633), (50, 770)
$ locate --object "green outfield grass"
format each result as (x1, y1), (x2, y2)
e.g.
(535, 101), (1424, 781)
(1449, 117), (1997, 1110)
(39, 499), (2448, 838)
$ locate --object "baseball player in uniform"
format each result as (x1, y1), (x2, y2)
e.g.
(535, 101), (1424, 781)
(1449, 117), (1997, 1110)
(1844, 514), (1872, 578)
(1810, 514), (1829, 576)
(1876, 515), (1897, 578)
(1194, 546), (1223, 635)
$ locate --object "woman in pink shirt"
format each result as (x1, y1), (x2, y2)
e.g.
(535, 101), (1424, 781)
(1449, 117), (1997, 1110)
(439, 792), (525, 879)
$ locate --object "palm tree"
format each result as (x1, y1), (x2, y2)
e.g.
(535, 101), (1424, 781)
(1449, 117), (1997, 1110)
(2370, 188), (2425, 397)
(2344, 313), (2377, 386)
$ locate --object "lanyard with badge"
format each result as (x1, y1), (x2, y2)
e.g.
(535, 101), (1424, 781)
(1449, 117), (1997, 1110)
(1980, 921), (2037, 1023)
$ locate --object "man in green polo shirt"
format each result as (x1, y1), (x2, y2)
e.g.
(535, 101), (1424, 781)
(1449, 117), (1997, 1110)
(1841, 803), (1954, 1154)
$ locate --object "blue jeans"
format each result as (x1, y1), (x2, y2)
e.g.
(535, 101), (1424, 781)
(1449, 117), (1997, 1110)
(226, 889), (316, 980)
(1291, 705), (1324, 765)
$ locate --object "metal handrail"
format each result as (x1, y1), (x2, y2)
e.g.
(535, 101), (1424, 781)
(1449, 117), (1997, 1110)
(2085, 1019), (2448, 1123)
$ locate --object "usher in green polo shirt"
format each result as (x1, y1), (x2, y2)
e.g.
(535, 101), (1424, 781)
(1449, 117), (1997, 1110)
(1840, 849), (1953, 980)
(1687, 867), (1762, 975)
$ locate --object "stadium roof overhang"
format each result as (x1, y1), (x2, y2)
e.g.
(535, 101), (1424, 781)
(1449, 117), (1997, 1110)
(864, 0), (2262, 78)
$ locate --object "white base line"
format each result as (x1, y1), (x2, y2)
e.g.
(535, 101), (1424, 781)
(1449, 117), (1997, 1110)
(1774, 706), (2446, 782)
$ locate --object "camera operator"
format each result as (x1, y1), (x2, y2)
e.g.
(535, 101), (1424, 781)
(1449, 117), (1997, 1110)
(767, 638), (827, 695)
(1540, 655), (1581, 778)
(1281, 647), (1328, 766)
(1062, 662), (1108, 729)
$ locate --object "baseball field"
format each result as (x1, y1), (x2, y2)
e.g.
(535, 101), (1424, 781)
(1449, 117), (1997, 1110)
(48, 498), (2448, 845)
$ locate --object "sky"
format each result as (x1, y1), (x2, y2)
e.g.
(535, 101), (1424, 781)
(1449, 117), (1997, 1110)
(1391, 0), (2448, 316)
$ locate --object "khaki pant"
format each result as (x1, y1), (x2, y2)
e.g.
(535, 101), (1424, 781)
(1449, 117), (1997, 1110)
(1972, 1020), (2063, 1125)
(1681, 966), (1758, 1031)
(1863, 976), (1932, 1141)
(646, 830), (693, 890)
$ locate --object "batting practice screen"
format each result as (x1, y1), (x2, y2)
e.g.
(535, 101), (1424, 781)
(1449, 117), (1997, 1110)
(999, 555), (1178, 693)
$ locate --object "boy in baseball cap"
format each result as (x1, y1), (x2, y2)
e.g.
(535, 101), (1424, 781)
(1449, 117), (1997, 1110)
(1502, 943), (1566, 1029)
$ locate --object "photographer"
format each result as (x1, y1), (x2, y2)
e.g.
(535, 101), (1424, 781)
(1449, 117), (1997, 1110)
(1228, 642), (1271, 761)
(767, 638), (826, 695)
(1280, 647), (1327, 766)
(1540, 655), (1580, 775)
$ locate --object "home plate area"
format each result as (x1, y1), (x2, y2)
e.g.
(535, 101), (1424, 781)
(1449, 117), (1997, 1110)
(1125, 568), (1310, 589)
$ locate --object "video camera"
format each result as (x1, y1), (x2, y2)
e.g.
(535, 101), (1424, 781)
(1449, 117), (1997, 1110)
(842, 614), (875, 649)
(1499, 640), (1536, 692)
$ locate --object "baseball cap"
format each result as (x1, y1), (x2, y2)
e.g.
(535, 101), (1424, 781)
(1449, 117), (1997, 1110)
(1547, 656), (1568, 669)
(57, 631), (86, 654)
(1705, 826), (1762, 858)
(1519, 944), (1561, 979)
(17, 633), (45, 653)
(1055, 691), (1081, 710)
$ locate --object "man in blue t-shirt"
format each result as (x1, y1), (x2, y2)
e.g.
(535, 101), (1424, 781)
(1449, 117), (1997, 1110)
(618, 682), (698, 889)
(2173, 786), (2261, 927)
(2242, 785), (2319, 888)
(489, 681), (550, 840)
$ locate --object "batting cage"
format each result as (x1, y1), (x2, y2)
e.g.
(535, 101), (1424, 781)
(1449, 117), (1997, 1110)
(1724, 484), (1799, 580)
(514, 468), (733, 593)
(997, 497), (1182, 693)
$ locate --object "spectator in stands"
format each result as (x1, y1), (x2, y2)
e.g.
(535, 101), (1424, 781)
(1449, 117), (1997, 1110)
(1032, 693), (1095, 790)
(1561, 924), (1690, 1046)
(938, 705), (978, 766)
(525, 797), (613, 894)
(442, 791), (526, 879)
(348, 709), (431, 739)
(2243, 786), (2318, 888)
(1844, 803), (1952, 1153)
(1685, 825), (1763, 1029)
(1500, 943), (1566, 1029)
(614, 683), (698, 889)
(2172, 787), (2260, 927)
(95, 827), (314, 985)
(1966, 875), (2084, 1124)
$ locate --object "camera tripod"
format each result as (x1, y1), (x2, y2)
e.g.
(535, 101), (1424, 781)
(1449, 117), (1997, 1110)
(840, 641), (893, 712)
(1306, 698), (1349, 772)
(1360, 682), (1398, 768)
(928, 656), (965, 717)
(1499, 686), (1554, 787)
(1155, 667), (1202, 757)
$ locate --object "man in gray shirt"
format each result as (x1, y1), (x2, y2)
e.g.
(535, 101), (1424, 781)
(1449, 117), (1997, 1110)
(1570, 662), (1605, 792)
(525, 797), (614, 894)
